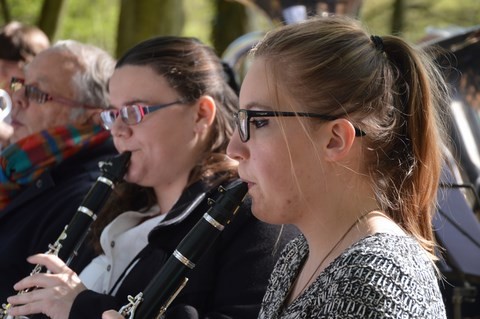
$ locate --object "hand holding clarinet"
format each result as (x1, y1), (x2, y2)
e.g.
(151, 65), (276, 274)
(2, 152), (130, 319)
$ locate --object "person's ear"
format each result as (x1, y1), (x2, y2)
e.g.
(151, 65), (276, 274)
(323, 119), (357, 161)
(194, 95), (216, 134)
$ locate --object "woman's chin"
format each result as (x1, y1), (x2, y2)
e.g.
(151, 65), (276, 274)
(10, 127), (28, 144)
(251, 200), (290, 225)
(250, 201), (270, 223)
(123, 172), (149, 187)
(123, 171), (136, 184)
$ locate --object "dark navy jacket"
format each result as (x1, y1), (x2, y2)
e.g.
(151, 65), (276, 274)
(0, 139), (117, 303)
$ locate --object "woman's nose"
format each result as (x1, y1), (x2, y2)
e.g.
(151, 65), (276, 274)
(227, 128), (248, 161)
(110, 117), (132, 138)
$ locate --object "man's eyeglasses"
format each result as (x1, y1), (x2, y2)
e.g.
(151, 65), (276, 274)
(100, 101), (184, 130)
(234, 109), (366, 143)
(10, 77), (90, 108)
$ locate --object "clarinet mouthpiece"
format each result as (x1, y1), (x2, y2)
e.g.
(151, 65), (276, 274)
(99, 151), (131, 182)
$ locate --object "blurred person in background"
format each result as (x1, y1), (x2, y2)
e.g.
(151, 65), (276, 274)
(0, 20), (50, 146)
(0, 40), (117, 304)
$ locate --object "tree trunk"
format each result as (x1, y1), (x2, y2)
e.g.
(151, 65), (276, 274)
(0, 0), (11, 23)
(115, 0), (185, 58)
(391, 0), (405, 36)
(37, 0), (67, 40)
(212, 0), (248, 56)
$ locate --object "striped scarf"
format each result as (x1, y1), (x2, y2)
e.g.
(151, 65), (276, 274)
(0, 124), (111, 210)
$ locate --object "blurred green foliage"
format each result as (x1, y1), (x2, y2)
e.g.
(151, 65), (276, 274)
(1, 0), (119, 54)
(182, 0), (215, 46)
(58, 0), (119, 54)
(1, 0), (479, 56)
(4, 0), (43, 23)
(360, 0), (480, 43)
(1, 0), (216, 57)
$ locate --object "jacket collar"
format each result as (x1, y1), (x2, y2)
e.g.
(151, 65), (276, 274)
(150, 180), (211, 230)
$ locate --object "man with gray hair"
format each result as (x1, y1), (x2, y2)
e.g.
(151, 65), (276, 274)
(0, 40), (117, 303)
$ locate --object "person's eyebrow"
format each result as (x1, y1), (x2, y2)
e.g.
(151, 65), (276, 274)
(123, 99), (152, 106)
(242, 102), (273, 110)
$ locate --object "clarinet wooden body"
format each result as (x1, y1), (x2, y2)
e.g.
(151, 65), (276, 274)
(0, 151), (131, 319)
(119, 180), (248, 319)
(59, 151), (131, 264)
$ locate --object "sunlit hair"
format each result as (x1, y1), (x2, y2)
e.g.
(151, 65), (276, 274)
(91, 37), (239, 251)
(49, 40), (115, 110)
(251, 16), (450, 259)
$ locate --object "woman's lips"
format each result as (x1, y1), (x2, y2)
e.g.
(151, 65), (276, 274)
(240, 179), (255, 189)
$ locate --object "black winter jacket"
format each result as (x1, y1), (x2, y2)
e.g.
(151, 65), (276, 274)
(0, 139), (117, 303)
(70, 180), (299, 319)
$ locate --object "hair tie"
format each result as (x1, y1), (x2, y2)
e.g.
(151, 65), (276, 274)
(370, 35), (384, 53)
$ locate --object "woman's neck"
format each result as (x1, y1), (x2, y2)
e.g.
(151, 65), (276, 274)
(153, 175), (190, 215)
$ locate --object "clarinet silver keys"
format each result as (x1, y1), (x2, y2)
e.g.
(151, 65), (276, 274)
(1, 151), (131, 319)
(119, 180), (248, 319)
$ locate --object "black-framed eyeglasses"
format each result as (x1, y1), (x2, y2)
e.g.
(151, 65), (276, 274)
(234, 109), (366, 143)
(100, 101), (184, 130)
(10, 77), (92, 108)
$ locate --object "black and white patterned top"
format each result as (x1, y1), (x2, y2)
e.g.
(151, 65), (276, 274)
(259, 233), (446, 319)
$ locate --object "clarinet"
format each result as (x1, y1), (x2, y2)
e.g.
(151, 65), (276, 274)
(119, 180), (248, 319)
(1, 151), (131, 319)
